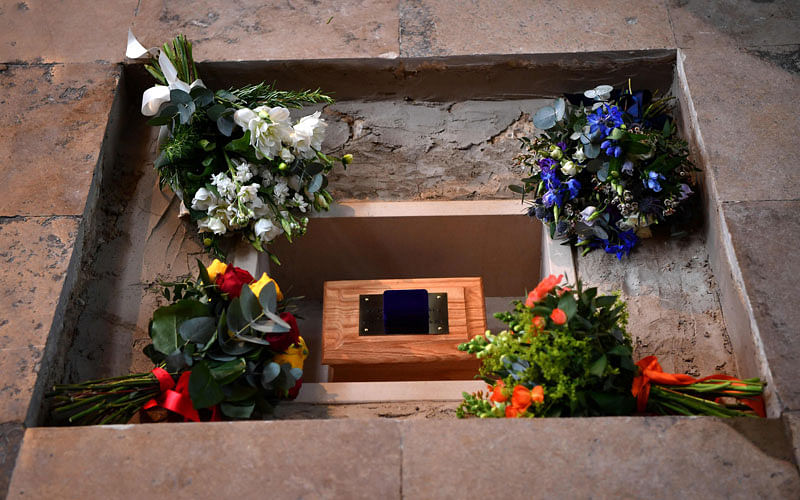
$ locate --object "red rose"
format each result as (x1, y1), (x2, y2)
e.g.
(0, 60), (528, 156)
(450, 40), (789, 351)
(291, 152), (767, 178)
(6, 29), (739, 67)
(264, 312), (301, 354)
(215, 265), (255, 298)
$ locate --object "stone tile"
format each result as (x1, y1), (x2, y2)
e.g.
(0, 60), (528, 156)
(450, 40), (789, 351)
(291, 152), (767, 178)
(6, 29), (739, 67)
(0, 0), (137, 64)
(8, 420), (402, 499)
(746, 44), (800, 76)
(130, 0), (400, 61)
(723, 201), (800, 412)
(679, 44), (800, 202)
(577, 231), (735, 377)
(0, 346), (45, 423)
(399, 0), (673, 57)
(0, 422), (24, 499)
(0, 63), (120, 216)
(401, 418), (800, 498)
(784, 411), (800, 469)
(668, 0), (800, 50)
(0, 423), (24, 499)
(0, 217), (79, 350)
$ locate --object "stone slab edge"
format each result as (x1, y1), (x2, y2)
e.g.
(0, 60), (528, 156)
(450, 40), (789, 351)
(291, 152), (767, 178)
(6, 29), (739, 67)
(675, 49), (779, 416)
(20, 68), (127, 429)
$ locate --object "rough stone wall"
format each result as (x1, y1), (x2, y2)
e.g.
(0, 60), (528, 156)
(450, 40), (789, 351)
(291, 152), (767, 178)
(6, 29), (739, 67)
(318, 99), (544, 200)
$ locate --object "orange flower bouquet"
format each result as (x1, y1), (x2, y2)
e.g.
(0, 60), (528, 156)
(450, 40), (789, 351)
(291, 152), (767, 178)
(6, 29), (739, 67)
(457, 275), (765, 418)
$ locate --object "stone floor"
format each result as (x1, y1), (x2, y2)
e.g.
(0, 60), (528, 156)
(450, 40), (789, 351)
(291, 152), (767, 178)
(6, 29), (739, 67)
(1, 0), (799, 497)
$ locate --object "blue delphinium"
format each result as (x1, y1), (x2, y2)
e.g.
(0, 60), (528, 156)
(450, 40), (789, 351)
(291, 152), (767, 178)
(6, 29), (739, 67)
(587, 104), (624, 139)
(594, 230), (639, 260)
(600, 139), (622, 158)
(644, 171), (665, 192)
(556, 141), (568, 151)
(566, 178), (581, 199)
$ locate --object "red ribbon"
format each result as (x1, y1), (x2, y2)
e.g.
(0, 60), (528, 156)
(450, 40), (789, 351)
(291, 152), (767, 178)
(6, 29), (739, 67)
(143, 368), (220, 422)
(631, 355), (765, 417)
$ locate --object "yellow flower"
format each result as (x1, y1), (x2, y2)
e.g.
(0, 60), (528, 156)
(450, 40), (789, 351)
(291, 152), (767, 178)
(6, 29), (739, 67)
(206, 259), (228, 281)
(273, 337), (308, 370)
(249, 272), (283, 301)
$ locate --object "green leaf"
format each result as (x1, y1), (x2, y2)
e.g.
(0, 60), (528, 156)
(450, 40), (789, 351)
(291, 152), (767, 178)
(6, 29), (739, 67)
(607, 344), (632, 356)
(222, 384), (259, 402)
(258, 281), (277, 313)
(178, 316), (217, 344)
(627, 141), (651, 155)
(557, 294), (578, 320)
(662, 118), (672, 138)
(197, 259), (213, 286)
(147, 114), (174, 126)
(261, 362), (281, 385)
(595, 295), (617, 308)
(216, 89), (239, 102)
(209, 358), (246, 385)
(225, 130), (252, 154)
(206, 103), (227, 121)
(589, 355), (608, 376)
(170, 89), (192, 105)
(508, 184), (525, 194)
(190, 86), (214, 106)
(226, 298), (248, 333)
(239, 285), (262, 323)
(150, 299), (210, 355)
(609, 127), (625, 140)
(220, 402), (255, 419)
(189, 362), (225, 408)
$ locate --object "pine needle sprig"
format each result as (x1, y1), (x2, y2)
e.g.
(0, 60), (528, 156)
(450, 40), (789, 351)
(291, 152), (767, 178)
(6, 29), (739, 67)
(226, 82), (334, 109)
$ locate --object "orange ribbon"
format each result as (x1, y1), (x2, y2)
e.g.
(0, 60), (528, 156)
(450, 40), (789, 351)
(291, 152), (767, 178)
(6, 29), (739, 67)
(631, 355), (765, 417)
(143, 368), (220, 422)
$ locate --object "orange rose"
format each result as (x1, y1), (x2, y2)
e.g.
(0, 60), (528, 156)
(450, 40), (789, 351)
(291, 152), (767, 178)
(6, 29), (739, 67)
(550, 308), (567, 325)
(531, 385), (544, 404)
(525, 274), (564, 306)
(489, 380), (507, 403)
(505, 405), (526, 418)
(557, 286), (572, 297)
(504, 385), (534, 417)
(531, 316), (546, 331)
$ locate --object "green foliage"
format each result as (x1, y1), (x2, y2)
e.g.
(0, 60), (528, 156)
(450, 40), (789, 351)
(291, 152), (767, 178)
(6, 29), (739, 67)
(458, 279), (636, 418)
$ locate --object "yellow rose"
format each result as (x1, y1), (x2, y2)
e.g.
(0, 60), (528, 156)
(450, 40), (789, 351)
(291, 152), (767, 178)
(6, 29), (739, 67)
(273, 337), (308, 370)
(206, 259), (228, 281)
(249, 272), (283, 301)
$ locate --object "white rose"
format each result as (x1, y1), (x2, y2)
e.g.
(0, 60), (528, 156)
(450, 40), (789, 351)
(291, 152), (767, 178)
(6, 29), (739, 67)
(573, 147), (587, 163)
(191, 188), (218, 212)
(197, 216), (227, 235)
(560, 161), (578, 177)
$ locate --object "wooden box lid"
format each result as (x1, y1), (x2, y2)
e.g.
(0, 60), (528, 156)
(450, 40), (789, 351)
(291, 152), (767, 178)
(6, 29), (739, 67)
(321, 277), (486, 370)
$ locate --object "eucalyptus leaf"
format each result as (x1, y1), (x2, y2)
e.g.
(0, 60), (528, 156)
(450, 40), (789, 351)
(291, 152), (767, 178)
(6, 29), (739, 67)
(226, 297), (247, 333)
(190, 86), (214, 106)
(239, 285), (262, 323)
(206, 103), (227, 121)
(178, 316), (217, 344)
(553, 98), (566, 121)
(220, 402), (255, 419)
(258, 281), (277, 313)
(216, 115), (235, 137)
(235, 334), (271, 346)
(263, 310), (291, 331)
(307, 173), (323, 194)
(165, 349), (187, 372)
(250, 320), (287, 334)
(170, 89), (192, 104)
(290, 367), (303, 380)
(584, 142), (600, 159)
(261, 362), (281, 386)
(532, 105), (557, 130)
(596, 163), (609, 181)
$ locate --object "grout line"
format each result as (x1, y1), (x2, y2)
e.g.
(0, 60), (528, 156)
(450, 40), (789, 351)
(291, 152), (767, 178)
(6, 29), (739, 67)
(664, 0), (680, 50)
(720, 199), (800, 205)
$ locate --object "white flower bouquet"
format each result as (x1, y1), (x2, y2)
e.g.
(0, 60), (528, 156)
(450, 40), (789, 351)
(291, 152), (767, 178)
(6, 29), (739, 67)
(129, 33), (351, 261)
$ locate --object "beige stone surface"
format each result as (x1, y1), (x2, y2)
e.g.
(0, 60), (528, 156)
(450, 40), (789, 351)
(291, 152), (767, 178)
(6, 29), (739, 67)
(577, 231), (735, 377)
(668, 0), (800, 49)
(0, 63), (120, 216)
(672, 8), (800, 203)
(131, 0), (400, 62)
(0, 216), (77, 423)
(398, 0), (674, 57)
(0, 217), (78, 350)
(8, 420), (402, 499)
(0, 423), (24, 498)
(0, 0), (137, 64)
(784, 411), (800, 469)
(401, 418), (800, 498)
(723, 201), (800, 412)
